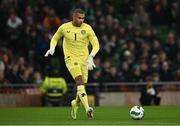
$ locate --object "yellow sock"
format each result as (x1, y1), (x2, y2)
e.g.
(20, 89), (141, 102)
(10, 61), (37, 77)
(74, 95), (80, 106)
(77, 85), (89, 112)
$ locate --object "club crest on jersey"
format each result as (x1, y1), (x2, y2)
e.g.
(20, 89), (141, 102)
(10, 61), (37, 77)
(81, 30), (86, 35)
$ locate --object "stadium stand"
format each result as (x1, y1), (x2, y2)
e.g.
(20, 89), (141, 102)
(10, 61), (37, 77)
(0, 0), (179, 84)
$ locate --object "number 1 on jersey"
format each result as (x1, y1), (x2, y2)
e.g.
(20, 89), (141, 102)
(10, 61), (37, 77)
(74, 33), (77, 41)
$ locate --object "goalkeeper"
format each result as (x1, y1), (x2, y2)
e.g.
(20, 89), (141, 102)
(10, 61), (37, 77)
(44, 8), (100, 119)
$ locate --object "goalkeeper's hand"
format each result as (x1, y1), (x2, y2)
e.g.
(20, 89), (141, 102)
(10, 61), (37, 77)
(44, 48), (55, 57)
(87, 54), (96, 70)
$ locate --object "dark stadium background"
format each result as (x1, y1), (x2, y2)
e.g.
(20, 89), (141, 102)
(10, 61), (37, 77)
(0, 0), (180, 84)
(0, 0), (180, 106)
(0, 0), (180, 125)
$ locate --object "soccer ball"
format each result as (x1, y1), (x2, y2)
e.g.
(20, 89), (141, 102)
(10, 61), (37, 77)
(130, 105), (144, 120)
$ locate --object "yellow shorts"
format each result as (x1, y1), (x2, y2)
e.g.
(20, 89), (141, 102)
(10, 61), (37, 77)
(65, 57), (88, 84)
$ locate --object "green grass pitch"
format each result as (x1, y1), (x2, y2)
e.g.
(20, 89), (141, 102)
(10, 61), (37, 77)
(0, 106), (180, 126)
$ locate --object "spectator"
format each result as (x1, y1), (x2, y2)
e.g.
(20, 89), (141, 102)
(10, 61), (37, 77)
(40, 70), (67, 106)
(132, 66), (143, 82)
(0, 70), (6, 84)
(140, 76), (161, 105)
(160, 61), (174, 81)
(152, 72), (160, 82)
(6, 9), (23, 53)
(24, 5), (34, 26)
(7, 9), (22, 30)
(108, 66), (121, 82)
(0, 59), (5, 72)
(34, 71), (43, 85)
(27, 65), (35, 83)
(16, 69), (31, 84)
(150, 3), (167, 25)
(101, 61), (112, 82)
(172, 51), (180, 71)
(43, 8), (61, 32)
(163, 32), (176, 60)
(7, 63), (19, 83)
(139, 62), (149, 81)
(18, 56), (26, 72)
(175, 68), (180, 81)
(169, 2), (180, 27)
(150, 55), (161, 73)
(132, 5), (150, 28)
(151, 39), (162, 55)
(158, 50), (167, 63)
(120, 61), (132, 82)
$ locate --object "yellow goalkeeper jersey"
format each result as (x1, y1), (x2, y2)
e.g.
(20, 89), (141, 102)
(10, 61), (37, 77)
(50, 21), (99, 61)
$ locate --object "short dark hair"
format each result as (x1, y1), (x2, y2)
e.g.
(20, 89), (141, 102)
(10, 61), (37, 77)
(73, 8), (85, 14)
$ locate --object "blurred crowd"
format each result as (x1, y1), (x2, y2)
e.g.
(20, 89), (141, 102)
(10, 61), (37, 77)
(0, 0), (180, 84)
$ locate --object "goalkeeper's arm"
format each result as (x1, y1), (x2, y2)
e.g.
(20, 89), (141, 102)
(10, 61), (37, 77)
(44, 26), (63, 57)
(87, 28), (100, 70)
